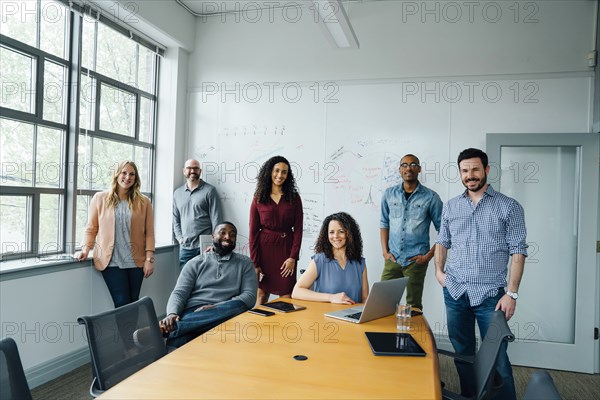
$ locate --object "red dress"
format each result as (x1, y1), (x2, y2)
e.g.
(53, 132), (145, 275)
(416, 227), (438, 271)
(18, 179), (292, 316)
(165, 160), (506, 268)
(249, 195), (303, 295)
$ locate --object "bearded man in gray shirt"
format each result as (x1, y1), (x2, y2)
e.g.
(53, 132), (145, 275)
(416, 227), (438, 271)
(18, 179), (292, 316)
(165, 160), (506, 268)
(160, 222), (257, 348)
(173, 159), (222, 268)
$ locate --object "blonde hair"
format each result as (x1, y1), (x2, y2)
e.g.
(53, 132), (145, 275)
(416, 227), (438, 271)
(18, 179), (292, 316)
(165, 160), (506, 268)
(106, 161), (143, 209)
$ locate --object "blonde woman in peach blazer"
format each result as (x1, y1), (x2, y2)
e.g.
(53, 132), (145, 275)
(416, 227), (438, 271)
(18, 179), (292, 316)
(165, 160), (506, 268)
(76, 161), (155, 308)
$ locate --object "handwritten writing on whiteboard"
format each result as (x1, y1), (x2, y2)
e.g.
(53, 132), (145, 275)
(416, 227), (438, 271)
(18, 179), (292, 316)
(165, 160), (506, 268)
(357, 138), (411, 148)
(330, 146), (363, 161)
(219, 191), (252, 204)
(195, 146), (215, 160)
(382, 153), (402, 188)
(222, 125), (287, 137)
(301, 194), (323, 240)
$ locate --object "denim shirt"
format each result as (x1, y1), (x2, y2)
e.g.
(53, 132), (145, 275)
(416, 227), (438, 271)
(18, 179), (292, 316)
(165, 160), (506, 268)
(437, 185), (528, 307)
(380, 182), (443, 267)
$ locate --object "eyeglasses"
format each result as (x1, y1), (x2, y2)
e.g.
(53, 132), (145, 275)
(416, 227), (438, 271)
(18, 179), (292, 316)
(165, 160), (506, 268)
(400, 162), (420, 169)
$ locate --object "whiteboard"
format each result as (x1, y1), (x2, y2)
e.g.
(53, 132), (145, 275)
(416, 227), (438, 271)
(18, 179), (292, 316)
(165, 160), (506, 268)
(188, 76), (591, 310)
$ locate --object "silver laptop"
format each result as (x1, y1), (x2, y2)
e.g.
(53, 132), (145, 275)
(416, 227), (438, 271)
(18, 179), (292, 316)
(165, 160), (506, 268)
(325, 277), (408, 324)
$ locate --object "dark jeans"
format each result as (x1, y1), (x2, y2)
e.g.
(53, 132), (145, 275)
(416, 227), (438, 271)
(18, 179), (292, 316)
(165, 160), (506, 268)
(443, 287), (516, 400)
(101, 267), (144, 350)
(167, 300), (248, 349)
(101, 266), (144, 308)
(179, 247), (201, 269)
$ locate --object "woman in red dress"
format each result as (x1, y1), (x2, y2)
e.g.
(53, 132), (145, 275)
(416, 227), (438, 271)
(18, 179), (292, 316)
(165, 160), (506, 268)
(250, 156), (303, 305)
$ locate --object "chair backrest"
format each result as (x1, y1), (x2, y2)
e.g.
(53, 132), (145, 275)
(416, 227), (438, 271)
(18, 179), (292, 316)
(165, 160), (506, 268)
(473, 310), (515, 400)
(77, 296), (167, 394)
(522, 370), (562, 400)
(0, 337), (33, 400)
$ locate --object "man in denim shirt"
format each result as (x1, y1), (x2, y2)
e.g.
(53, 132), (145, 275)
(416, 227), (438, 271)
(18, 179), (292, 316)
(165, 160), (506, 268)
(380, 154), (443, 310)
(435, 148), (527, 400)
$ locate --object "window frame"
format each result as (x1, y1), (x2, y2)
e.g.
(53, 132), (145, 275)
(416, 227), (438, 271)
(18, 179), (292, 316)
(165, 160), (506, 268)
(0, 0), (161, 262)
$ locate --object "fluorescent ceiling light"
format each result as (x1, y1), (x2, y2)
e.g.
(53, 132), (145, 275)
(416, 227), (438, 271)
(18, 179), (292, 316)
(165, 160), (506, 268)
(312, 0), (359, 49)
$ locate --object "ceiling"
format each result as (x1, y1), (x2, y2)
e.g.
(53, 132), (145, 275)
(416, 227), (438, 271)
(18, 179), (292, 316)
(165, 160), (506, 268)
(175, 0), (361, 48)
(176, 0), (315, 16)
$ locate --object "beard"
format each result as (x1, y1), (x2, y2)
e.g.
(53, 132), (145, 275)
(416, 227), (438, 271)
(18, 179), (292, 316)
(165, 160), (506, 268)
(463, 172), (487, 192)
(213, 239), (235, 256)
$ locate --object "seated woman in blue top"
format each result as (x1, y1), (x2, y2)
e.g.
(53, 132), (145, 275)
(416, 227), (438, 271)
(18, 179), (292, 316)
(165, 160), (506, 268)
(292, 212), (369, 304)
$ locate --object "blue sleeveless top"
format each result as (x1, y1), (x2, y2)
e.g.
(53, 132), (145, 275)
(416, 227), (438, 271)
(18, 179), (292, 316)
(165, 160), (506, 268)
(312, 253), (365, 303)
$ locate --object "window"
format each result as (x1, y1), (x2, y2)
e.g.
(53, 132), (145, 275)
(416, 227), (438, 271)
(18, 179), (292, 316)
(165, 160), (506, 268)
(0, 0), (160, 261)
(76, 13), (157, 243)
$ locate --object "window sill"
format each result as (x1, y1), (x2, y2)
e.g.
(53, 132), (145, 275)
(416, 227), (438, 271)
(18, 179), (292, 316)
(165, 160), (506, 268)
(0, 242), (178, 280)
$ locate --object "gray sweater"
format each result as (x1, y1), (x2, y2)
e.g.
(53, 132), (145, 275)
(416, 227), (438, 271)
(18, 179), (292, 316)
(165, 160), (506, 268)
(173, 182), (222, 249)
(166, 251), (257, 316)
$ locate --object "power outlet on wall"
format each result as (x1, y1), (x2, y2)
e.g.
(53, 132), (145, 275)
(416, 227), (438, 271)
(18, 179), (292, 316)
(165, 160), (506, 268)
(587, 51), (597, 67)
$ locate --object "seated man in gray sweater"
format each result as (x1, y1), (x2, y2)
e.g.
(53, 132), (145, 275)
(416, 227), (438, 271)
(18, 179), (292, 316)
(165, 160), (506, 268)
(160, 221), (257, 348)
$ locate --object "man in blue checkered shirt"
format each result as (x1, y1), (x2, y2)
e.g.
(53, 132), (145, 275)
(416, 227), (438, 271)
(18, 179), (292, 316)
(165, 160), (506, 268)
(435, 148), (527, 400)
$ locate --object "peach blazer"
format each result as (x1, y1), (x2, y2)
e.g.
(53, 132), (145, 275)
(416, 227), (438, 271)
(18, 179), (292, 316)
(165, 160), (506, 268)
(83, 191), (155, 271)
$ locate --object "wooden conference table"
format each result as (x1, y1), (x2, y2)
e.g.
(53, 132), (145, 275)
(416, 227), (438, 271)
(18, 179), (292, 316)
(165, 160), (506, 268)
(99, 299), (441, 399)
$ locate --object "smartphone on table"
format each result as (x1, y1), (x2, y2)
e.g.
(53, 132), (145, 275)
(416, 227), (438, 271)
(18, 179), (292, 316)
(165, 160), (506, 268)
(248, 308), (275, 317)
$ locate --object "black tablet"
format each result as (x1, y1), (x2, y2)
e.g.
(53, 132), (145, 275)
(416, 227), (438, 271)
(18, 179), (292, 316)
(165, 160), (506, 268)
(365, 332), (427, 357)
(261, 301), (306, 313)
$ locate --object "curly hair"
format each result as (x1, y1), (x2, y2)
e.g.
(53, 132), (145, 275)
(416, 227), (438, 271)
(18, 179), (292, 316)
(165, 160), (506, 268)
(314, 212), (363, 262)
(253, 155), (298, 203)
(106, 161), (143, 210)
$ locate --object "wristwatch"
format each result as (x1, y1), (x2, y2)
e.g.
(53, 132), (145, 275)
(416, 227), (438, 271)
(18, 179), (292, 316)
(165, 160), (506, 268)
(506, 291), (518, 300)
(146, 257), (155, 263)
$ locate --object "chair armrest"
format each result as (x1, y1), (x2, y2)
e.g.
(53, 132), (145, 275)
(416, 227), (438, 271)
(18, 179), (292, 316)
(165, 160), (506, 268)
(437, 348), (456, 357)
(437, 349), (475, 364)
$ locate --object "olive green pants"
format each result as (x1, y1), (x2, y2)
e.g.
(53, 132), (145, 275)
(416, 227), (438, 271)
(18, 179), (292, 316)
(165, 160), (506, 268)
(381, 259), (428, 310)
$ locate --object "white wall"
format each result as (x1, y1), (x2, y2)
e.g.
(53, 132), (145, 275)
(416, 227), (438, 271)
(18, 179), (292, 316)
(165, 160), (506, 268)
(93, 0), (196, 50)
(189, 0), (595, 84)
(155, 46), (190, 245)
(185, 0), (598, 368)
(0, 248), (179, 386)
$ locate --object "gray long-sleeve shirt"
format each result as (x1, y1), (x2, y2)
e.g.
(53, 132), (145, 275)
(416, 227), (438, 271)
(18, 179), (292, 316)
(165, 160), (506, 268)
(173, 181), (222, 249)
(166, 251), (258, 316)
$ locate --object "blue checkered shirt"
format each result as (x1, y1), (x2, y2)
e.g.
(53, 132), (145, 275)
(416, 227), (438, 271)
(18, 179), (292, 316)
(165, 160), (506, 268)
(436, 185), (528, 306)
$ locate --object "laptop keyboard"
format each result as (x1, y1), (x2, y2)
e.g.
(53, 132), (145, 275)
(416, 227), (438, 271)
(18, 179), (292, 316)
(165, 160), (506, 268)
(345, 312), (362, 320)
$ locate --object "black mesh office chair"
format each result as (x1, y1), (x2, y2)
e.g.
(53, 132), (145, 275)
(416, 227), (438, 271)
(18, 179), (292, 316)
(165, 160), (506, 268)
(522, 370), (562, 400)
(438, 310), (515, 400)
(0, 337), (33, 400)
(78, 296), (167, 397)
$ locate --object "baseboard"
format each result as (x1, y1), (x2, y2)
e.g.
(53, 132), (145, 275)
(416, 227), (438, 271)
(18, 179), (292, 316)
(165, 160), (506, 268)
(25, 346), (91, 389)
